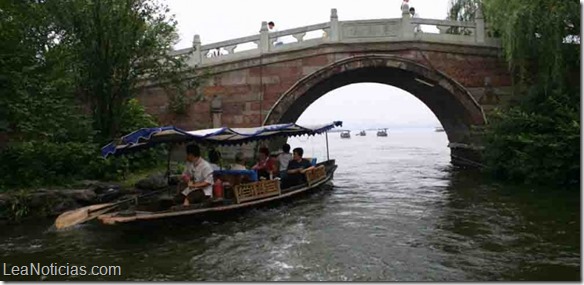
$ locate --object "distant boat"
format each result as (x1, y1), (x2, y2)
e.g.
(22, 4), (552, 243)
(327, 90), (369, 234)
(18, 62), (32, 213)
(359, 130), (366, 136)
(376, 128), (388, 137)
(340, 131), (351, 139)
(435, 127), (445, 132)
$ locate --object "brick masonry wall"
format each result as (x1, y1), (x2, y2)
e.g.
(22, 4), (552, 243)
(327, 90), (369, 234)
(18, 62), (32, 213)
(135, 43), (511, 132)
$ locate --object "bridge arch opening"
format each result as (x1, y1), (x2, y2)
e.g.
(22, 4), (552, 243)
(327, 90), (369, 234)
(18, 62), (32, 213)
(295, 83), (443, 132)
(263, 55), (486, 161)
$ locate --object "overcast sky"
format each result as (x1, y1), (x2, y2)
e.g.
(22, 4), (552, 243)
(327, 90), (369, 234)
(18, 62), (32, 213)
(166, 0), (450, 130)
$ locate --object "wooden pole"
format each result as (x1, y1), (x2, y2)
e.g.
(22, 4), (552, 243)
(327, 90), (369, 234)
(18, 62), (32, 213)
(325, 131), (330, 161)
(166, 143), (172, 196)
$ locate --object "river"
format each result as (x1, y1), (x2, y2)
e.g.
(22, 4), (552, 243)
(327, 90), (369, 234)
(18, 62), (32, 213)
(0, 130), (580, 281)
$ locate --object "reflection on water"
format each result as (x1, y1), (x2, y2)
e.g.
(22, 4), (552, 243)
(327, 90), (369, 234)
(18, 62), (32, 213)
(0, 130), (579, 281)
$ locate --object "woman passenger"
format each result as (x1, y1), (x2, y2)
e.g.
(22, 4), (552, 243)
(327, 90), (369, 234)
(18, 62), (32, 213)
(252, 147), (277, 179)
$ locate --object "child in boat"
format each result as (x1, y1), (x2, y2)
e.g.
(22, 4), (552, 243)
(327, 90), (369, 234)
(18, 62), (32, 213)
(282, 147), (314, 189)
(177, 144), (214, 206)
(252, 147), (277, 179)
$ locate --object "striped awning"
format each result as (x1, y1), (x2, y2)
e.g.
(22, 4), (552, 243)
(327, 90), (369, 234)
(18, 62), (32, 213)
(101, 121), (342, 158)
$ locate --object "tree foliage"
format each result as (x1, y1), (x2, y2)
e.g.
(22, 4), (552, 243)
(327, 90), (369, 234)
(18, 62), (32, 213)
(48, 0), (196, 141)
(446, 0), (482, 35)
(0, 0), (93, 143)
(479, 0), (580, 187)
(447, 0), (482, 22)
(483, 0), (580, 91)
(0, 0), (194, 190)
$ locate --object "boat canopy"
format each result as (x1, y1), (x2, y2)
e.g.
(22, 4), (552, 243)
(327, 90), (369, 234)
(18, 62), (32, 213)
(101, 121), (342, 158)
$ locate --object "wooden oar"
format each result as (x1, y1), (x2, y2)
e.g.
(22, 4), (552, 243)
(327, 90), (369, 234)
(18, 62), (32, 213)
(54, 189), (164, 230)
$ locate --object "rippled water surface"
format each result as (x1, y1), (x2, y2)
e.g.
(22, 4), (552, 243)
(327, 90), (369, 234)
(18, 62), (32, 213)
(1, 131), (580, 281)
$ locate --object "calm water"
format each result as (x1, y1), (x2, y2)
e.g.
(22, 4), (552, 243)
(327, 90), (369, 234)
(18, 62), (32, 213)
(1, 130), (580, 281)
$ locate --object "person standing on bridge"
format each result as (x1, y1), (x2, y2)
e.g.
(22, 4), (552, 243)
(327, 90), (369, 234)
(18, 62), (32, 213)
(268, 21), (283, 46)
(409, 7), (422, 33)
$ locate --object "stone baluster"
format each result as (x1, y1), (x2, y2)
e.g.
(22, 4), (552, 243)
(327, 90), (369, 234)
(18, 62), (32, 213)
(329, 8), (339, 42)
(437, 25), (449, 34)
(192, 34), (202, 65)
(210, 95), (223, 128)
(225, 45), (237, 54)
(400, 4), (413, 39)
(475, 6), (485, 43)
(259, 21), (270, 53)
(293, 32), (306, 42)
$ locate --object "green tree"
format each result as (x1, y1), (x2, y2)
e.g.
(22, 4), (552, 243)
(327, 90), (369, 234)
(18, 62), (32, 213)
(49, 0), (197, 142)
(0, 0), (93, 143)
(446, 0), (482, 35)
(0, 0), (190, 190)
(481, 0), (580, 187)
(447, 0), (482, 22)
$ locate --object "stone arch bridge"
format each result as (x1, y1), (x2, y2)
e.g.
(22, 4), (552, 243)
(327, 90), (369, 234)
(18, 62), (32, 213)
(137, 7), (512, 166)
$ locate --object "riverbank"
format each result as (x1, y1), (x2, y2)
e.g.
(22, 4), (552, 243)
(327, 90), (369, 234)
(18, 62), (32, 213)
(0, 166), (173, 223)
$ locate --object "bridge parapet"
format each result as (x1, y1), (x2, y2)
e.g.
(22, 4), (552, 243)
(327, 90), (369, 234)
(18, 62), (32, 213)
(169, 7), (499, 67)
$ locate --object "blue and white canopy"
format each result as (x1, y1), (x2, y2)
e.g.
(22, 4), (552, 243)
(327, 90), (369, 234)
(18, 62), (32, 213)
(101, 121), (342, 158)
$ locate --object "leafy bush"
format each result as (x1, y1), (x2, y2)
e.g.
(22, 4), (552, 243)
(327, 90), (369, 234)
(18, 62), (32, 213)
(0, 141), (95, 188)
(0, 141), (165, 189)
(0, 98), (164, 190)
(483, 87), (580, 187)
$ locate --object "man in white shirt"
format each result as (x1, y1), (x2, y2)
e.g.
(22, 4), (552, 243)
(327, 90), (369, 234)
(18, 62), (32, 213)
(268, 21), (283, 46)
(277, 143), (292, 179)
(179, 144), (214, 206)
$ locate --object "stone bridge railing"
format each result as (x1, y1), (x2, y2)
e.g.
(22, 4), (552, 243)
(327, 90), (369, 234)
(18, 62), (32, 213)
(169, 6), (499, 67)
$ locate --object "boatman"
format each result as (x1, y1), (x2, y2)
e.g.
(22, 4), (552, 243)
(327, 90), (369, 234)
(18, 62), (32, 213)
(178, 144), (214, 206)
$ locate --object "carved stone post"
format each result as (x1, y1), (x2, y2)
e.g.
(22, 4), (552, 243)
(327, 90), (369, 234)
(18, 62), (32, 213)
(210, 95), (223, 128)
(329, 8), (340, 42)
(475, 7), (485, 43)
(401, 3), (413, 39)
(192, 34), (202, 65)
(259, 21), (269, 53)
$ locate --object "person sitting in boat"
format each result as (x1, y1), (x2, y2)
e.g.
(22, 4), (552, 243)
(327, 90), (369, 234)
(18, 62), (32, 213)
(282, 147), (314, 189)
(177, 144), (214, 206)
(252, 147), (277, 179)
(208, 148), (222, 171)
(277, 143), (292, 179)
(230, 152), (248, 170)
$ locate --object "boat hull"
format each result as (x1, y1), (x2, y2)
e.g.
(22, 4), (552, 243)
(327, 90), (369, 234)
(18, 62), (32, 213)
(97, 161), (337, 226)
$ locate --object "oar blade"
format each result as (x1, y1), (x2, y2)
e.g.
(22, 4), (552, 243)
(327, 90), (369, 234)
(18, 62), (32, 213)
(54, 203), (114, 229)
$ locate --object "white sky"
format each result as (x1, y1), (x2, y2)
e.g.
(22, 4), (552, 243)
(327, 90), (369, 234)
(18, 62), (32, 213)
(166, 0), (450, 129)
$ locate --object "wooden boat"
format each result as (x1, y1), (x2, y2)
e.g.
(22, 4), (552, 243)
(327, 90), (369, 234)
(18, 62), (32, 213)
(377, 128), (388, 137)
(95, 121), (342, 226)
(340, 130), (351, 139)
